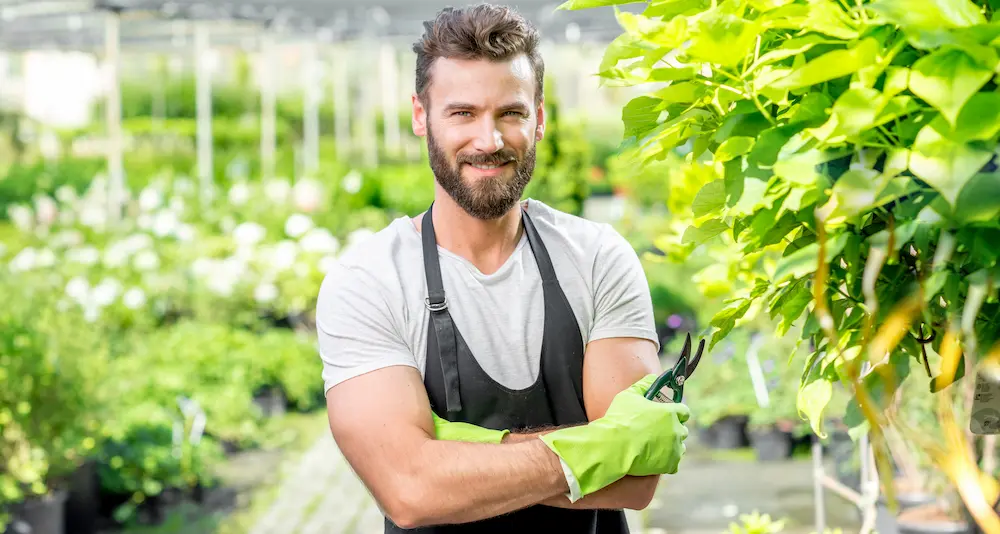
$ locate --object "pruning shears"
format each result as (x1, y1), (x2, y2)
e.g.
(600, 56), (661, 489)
(645, 333), (706, 403)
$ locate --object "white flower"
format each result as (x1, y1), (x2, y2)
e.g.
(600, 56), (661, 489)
(254, 283), (278, 303)
(206, 274), (235, 296)
(169, 196), (185, 215)
(102, 246), (129, 268)
(9, 247), (36, 272)
(133, 250), (160, 271)
(292, 178), (323, 213)
(78, 205), (107, 230)
(83, 305), (101, 323)
(91, 278), (122, 307)
(228, 182), (250, 206)
(58, 210), (75, 226)
(173, 177), (195, 195)
(67, 246), (100, 266)
(176, 224), (195, 242)
(34, 249), (56, 269)
(152, 210), (178, 237)
(122, 288), (146, 309)
(264, 179), (291, 204)
(65, 276), (90, 302)
(34, 196), (58, 226)
(318, 255), (338, 273)
(191, 258), (213, 277)
(220, 216), (236, 234)
(55, 185), (77, 204)
(232, 222), (266, 246)
(7, 205), (33, 231)
(299, 228), (339, 254)
(137, 214), (153, 230)
(284, 214), (313, 238)
(341, 170), (363, 194)
(51, 230), (83, 248)
(268, 240), (298, 272)
(138, 187), (162, 212)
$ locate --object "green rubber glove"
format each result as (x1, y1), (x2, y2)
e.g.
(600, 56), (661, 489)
(539, 373), (690, 497)
(431, 412), (510, 444)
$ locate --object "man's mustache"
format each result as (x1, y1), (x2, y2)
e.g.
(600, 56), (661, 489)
(458, 150), (518, 166)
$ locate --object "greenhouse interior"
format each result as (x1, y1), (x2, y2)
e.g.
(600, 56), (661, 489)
(3, 0), (1000, 533)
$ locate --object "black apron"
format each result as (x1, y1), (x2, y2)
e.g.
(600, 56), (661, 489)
(384, 202), (630, 533)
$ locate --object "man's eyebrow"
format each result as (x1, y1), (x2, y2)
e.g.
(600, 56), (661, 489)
(441, 102), (531, 113)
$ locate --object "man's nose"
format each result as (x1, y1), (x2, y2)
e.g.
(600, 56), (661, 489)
(470, 119), (504, 153)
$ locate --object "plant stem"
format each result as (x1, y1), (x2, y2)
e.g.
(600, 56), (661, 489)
(694, 75), (746, 97)
(752, 93), (777, 125)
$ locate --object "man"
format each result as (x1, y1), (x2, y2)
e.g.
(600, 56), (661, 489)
(317, 4), (690, 532)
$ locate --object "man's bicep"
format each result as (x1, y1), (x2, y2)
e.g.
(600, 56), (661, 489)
(582, 337), (661, 421)
(326, 365), (434, 510)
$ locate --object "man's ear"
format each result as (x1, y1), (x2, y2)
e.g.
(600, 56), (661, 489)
(412, 94), (427, 137)
(535, 98), (546, 141)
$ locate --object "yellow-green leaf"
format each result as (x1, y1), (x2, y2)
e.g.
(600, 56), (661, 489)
(868, 0), (986, 30)
(798, 377), (833, 438)
(558, 0), (646, 9)
(714, 136), (755, 162)
(682, 218), (730, 245)
(908, 47), (996, 126)
(908, 118), (993, 206)
(685, 12), (759, 67)
(771, 38), (879, 91)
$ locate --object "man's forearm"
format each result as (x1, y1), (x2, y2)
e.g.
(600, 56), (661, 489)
(540, 475), (659, 510)
(394, 437), (568, 527)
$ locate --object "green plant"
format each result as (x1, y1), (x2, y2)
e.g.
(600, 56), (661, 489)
(726, 510), (787, 534)
(563, 0), (1000, 518)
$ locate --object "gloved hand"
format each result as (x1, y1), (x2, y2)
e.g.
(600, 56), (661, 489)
(539, 373), (690, 497)
(431, 412), (510, 444)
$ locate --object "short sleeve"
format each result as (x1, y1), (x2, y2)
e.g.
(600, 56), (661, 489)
(316, 262), (418, 394)
(588, 225), (660, 351)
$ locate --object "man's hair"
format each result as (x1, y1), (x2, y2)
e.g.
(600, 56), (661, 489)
(412, 4), (545, 106)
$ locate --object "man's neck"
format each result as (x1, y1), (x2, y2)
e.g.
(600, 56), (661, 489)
(421, 193), (525, 276)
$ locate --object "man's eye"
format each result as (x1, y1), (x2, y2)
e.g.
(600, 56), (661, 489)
(503, 111), (523, 117)
(452, 111), (472, 117)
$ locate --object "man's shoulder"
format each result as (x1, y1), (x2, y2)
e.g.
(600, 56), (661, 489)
(319, 217), (415, 299)
(526, 199), (625, 259)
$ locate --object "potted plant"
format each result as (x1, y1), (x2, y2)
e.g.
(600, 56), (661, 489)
(0, 272), (110, 534)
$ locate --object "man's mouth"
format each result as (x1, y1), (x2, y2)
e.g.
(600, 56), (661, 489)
(467, 162), (510, 170)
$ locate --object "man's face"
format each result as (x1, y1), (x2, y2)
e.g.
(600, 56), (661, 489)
(412, 54), (545, 220)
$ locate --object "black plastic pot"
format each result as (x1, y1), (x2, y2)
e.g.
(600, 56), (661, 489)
(7, 490), (68, 534)
(897, 517), (971, 534)
(711, 415), (750, 449)
(253, 386), (287, 418)
(749, 425), (794, 461)
(64, 461), (99, 534)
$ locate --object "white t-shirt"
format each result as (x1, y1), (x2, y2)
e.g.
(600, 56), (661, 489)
(316, 198), (659, 395)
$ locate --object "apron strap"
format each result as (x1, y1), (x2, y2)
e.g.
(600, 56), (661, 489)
(520, 207), (558, 284)
(421, 203), (462, 413)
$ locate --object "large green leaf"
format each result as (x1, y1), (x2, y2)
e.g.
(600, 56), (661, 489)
(616, 10), (690, 47)
(953, 172), (1000, 223)
(868, 0), (985, 29)
(771, 38), (880, 91)
(908, 47), (996, 126)
(773, 232), (850, 283)
(685, 12), (759, 67)
(682, 218), (730, 245)
(558, 0), (646, 9)
(644, 0), (712, 19)
(598, 33), (661, 73)
(952, 92), (1000, 141)
(692, 180), (726, 217)
(763, 0), (858, 39)
(745, 34), (828, 74)
(798, 376), (833, 438)
(908, 119), (993, 206)
(822, 168), (884, 219)
(714, 136), (756, 162)
(622, 96), (663, 138)
(808, 87), (886, 141)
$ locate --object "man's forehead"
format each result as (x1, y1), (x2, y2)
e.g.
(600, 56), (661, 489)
(428, 55), (535, 101)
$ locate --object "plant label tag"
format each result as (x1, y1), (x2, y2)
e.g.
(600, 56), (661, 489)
(970, 371), (1000, 435)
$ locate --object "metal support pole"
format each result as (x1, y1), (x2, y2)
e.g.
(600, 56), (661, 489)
(812, 435), (827, 534)
(303, 41), (321, 175)
(260, 33), (276, 180)
(332, 46), (351, 160)
(104, 10), (123, 223)
(194, 24), (213, 206)
(380, 43), (400, 156)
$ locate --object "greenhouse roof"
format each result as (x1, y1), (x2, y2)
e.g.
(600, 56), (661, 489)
(0, 0), (638, 51)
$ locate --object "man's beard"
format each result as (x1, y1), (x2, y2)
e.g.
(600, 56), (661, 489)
(427, 126), (535, 220)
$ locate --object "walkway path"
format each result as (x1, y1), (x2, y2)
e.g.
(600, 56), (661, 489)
(246, 432), (859, 534)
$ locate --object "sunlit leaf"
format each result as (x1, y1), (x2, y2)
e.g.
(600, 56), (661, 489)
(771, 38), (879, 91)
(908, 47), (996, 126)
(868, 0), (986, 29)
(685, 12), (759, 67)
(681, 218), (729, 245)
(773, 233), (849, 283)
(908, 118), (993, 206)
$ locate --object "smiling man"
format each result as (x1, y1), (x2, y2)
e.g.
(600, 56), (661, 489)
(317, 4), (691, 533)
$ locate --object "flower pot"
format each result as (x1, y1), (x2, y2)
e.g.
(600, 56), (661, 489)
(7, 490), (68, 534)
(749, 425), (794, 461)
(253, 386), (286, 418)
(895, 503), (971, 534)
(710, 415), (750, 449)
(64, 460), (99, 534)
